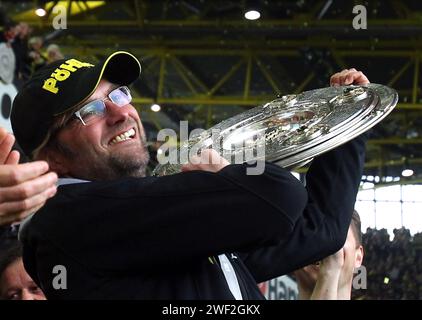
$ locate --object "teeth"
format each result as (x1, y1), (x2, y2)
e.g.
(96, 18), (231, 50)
(110, 128), (136, 145)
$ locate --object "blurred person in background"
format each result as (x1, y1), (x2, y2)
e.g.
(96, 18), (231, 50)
(0, 239), (46, 300)
(294, 210), (364, 300)
(0, 20), (17, 45)
(46, 44), (64, 63)
(28, 36), (47, 72)
(13, 22), (32, 80)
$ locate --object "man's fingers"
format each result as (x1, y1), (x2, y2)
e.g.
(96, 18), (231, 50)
(197, 149), (229, 167)
(0, 202), (43, 226)
(0, 185), (57, 225)
(0, 127), (8, 143)
(330, 76), (340, 86)
(181, 164), (194, 172)
(345, 74), (355, 85)
(344, 71), (369, 85)
(0, 161), (50, 186)
(330, 69), (369, 86)
(0, 133), (15, 164)
(5, 150), (20, 165)
(331, 73), (347, 86)
(330, 71), (347, 86)
(353, 71), (370, 85)
(330, 74), (337, 84)
(340, 74), (349, 84)
(0, 172), (57, 202)
(181, 149), (229, 173)
(181, 154), (203, 171)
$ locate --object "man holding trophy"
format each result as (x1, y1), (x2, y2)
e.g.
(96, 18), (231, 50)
(10, 51), (379, 299)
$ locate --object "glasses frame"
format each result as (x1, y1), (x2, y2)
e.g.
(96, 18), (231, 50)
(73, 86), (132, 126)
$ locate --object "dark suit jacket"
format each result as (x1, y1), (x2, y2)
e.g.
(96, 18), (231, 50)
(20, 134), (366, 299)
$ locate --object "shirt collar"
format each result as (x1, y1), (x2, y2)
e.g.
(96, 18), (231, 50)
(57, 178), (90, 186)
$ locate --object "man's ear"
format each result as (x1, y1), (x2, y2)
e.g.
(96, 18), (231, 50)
(37, 147), (70, 176)
(354, 246), (364, 268)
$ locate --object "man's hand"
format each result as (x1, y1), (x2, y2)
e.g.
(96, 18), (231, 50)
(0, 127), (20, 165)
(295, 248), (345, 289)
(0, 128), (58, 226)
(319, 248), (345, 274)
(181, 149), (230, 173)
(330, 68), (370, 86)
(294, 264), (320, 299)
(308, 249), (344, 300)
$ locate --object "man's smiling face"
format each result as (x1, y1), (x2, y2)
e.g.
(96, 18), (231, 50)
(51, 79), (150, 181)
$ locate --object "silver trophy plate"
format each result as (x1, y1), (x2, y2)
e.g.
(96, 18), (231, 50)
(153, 84), (398, 176)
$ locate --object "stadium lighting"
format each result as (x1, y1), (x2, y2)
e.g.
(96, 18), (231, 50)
(35, 8), (47, 17)
(401, 169), (414, 177)
(244, 10), (261, 20)
(151, 104), (161, 112)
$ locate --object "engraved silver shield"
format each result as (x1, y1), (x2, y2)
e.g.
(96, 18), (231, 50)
(152, 84), (398, 176)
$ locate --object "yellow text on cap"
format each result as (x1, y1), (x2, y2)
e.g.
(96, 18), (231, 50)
(42, 59), (94, 94)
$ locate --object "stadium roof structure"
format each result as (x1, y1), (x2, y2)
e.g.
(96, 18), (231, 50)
(3, 0), (422, 186)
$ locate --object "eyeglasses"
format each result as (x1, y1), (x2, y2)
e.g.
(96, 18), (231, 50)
(73, 86), (132, 126)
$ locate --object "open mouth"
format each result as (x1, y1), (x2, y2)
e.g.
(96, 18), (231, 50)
(109, 128), (136, 145)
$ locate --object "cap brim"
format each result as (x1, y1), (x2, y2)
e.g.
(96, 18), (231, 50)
(54, 51), (141, 116)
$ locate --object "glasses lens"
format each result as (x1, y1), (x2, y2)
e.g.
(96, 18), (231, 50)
(109, 86), (131, 106)
(78, 100), (106, 124)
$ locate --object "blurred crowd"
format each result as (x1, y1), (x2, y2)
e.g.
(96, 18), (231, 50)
(1, 19), (64, 83)
(353, 227), (422, 300)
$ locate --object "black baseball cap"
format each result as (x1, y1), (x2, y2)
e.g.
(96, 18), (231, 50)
(11, 51), (141, 157)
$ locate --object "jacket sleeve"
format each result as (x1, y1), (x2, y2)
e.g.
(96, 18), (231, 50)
(24, 162), (308, 274)
(239, 133), (367, 283)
